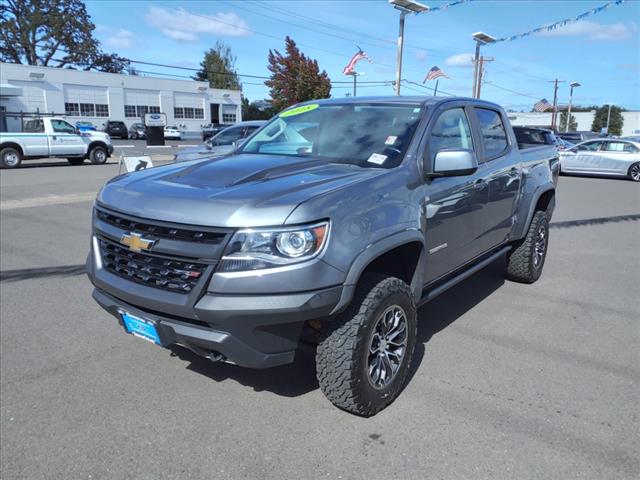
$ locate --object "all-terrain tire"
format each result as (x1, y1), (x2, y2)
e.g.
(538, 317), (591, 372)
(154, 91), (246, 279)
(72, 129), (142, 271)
(67, 158), (85, 166)
(316, 274), (417, 416)
(89, 146), (108, 165)
(506, 210), (549, 283)
(1, 147), (22, 169)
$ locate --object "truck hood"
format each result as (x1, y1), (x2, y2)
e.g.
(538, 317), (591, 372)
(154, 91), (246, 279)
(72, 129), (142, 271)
(87, 131), (111, 143)
(98, 154), (385, 227)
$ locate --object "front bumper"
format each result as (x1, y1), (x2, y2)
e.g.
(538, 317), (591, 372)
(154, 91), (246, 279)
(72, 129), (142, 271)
(91, 285), (341, 368)
(107, 144), (114, 157)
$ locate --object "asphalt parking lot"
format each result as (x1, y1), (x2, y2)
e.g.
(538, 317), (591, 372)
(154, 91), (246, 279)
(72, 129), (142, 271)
(0, 163), (638, 479)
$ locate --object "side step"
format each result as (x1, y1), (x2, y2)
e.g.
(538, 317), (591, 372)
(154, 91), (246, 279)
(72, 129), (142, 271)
(418, 246), (511, 306)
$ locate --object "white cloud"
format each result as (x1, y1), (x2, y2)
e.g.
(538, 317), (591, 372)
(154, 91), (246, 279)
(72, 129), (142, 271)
(415, 49), (427, 62)
(104, 29), (134, 49)
(536, 21), (633, 41)
(145, 6), (250, 43)
(445, 53), (474, 68)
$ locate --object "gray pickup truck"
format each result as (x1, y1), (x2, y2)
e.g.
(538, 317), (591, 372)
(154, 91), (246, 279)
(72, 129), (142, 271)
(87, 96), (559, 416)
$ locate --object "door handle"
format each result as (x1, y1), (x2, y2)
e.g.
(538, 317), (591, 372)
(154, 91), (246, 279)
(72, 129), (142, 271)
(472, 179), (487, 191)
(508, 167), (520, 177)
(52, 135), (57, 140)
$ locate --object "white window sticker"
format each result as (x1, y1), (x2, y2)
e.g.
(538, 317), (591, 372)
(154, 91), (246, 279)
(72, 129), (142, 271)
(385, 135), (398, 145)
(367, 153), (388, 165)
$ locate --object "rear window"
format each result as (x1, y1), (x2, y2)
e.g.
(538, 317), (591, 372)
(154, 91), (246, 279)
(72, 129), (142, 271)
(476, 108), (509, 158)
(24, 119), (44, 133)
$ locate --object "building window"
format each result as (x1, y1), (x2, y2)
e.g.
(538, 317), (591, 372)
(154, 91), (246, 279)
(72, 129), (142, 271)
(136, 105), (149, 117)
(222, 113), (237, 123)
(80, 103), (95, 117)
(125, 105), (137, 118)
(194, 108), (204, 119)
(95, 104), (109, 117)
(149, 106), (160, 114)
(174, 107), (184, 119)
(184, 107), (195, 119)
(65, 103), (79, 116)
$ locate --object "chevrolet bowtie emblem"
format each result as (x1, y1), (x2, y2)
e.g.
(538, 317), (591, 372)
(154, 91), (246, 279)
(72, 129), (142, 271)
(120, 232), (156, 252)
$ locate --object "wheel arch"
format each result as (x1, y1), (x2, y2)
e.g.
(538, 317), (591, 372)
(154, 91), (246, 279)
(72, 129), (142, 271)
(513, 185), (555, 240)
(1, 142), (24, 156)
(88, 141), (108, 156)
(330, 230), (426, 315)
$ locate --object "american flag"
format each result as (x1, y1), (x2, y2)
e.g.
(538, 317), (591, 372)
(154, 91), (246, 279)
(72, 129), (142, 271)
(533, 99), (552, 112)
(423, 66), (449, 83)
(343, 49), (371, 75)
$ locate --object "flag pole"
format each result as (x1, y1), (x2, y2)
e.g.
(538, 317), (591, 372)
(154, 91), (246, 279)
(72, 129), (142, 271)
(433, 79), (439, 96)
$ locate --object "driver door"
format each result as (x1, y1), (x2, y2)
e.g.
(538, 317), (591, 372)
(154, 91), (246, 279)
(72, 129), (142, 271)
(49, 119), (86, 157)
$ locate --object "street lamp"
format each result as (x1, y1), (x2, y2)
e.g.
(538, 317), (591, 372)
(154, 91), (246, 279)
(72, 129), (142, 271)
(389, 0), (429, 96)
(565, 81), (581, 132)
(471, 31), (495, 98)
(346, 71), (366, 97)
(605, 102), (614, 136)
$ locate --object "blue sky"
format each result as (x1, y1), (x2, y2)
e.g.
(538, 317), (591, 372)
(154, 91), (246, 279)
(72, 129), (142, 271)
(88, 0), (640, 110)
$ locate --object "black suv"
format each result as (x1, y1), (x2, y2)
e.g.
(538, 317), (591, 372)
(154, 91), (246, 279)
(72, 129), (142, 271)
(104, 121), (128, 139)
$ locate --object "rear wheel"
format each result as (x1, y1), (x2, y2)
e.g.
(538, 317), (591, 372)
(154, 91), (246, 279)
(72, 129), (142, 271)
(89, 146), (108, 165)
(506, 210), (549, 283)
(316, 274), (417, 416)
(67, 158), (85, 166)
(1, 147), (22, 169)
(628, 162), (640, 182)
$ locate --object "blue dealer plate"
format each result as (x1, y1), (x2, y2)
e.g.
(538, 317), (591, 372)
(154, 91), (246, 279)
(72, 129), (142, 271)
(121, 312), (161, 345)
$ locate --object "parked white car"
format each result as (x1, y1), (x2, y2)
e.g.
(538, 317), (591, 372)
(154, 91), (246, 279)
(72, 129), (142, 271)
(559, 138), (640, 182)
(164, 125), (181, 140)
(0, 117), (113, 168)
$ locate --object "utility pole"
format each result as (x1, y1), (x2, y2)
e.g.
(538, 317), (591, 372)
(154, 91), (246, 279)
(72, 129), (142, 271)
(475, 56), (494, 99)
(549, 78), (566, 131)
(395, 10), (406, 95)
(472, 41), (481, 98)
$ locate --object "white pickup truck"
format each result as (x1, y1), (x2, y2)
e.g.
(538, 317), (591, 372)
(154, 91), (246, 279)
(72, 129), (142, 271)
(0, 117), (114, 169)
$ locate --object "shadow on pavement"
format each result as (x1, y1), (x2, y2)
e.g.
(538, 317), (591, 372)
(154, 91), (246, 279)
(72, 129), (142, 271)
(173, 258), (506, 399)
(12, 160), (116, 169)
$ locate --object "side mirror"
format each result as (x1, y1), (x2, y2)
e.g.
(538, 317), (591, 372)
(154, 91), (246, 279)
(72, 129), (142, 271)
(232, 138), (247, 149)
(431, 149), (478, 177)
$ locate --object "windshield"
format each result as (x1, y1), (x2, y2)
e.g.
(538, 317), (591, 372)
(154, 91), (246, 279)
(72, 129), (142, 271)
(239, 103), (423, 168)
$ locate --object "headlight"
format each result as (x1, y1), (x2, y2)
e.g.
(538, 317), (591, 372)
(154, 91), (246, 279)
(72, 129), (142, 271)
(219, 221), (329, 272)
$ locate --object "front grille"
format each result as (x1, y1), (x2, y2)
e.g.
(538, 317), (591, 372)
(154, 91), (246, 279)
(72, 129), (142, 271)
(96, 208), (226, 245)
(99, 238), (208, 294)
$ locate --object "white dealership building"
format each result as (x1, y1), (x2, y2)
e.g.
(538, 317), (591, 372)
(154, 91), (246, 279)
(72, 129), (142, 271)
(0, 62), (242, 133)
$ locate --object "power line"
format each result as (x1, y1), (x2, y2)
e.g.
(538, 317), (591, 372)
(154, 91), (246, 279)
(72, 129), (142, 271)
(482, 81), (542, 101)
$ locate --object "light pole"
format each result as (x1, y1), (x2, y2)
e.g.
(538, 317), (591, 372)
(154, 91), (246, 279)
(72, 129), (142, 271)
(471, 31), (495, 98)
(389, 0), (429, 96)
(347, 71), (366, 97)
(566, 81), (581, 132)
(605, 103), (614, 136)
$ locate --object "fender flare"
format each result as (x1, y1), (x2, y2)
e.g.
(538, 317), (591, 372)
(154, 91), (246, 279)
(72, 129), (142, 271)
(518, 184), (555, 239)
(87, 141), (108, 157)
(330, 229), (425, 315)
(0, 142), (24, 157)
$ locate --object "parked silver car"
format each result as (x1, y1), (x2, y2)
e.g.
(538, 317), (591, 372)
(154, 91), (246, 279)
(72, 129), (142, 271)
(559, 138), (640, 182)
(174, 121), (267, 163)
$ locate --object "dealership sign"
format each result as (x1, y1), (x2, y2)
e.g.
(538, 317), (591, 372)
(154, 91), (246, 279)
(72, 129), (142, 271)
(144, 113), (167, 127)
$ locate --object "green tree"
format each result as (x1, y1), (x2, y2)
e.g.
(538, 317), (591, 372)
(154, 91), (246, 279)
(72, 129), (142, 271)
(559, 112), (577, 132)
(266, 36), (331, 112)
(193, 41), (241, 90)
(241, 96), (276, 120)
(0, 0), (129, 72)
(591, 105), (624, 136)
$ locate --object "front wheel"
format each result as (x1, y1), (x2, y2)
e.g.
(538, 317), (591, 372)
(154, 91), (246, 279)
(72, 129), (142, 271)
(628, 162), (640, 182)
(1, 147), (22, 169)
(506, 210), (549, 283)
(316, 274), (417, 416)
(89, 146), (108, 165)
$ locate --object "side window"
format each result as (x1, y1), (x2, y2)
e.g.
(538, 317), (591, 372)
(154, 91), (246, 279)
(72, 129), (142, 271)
(476, 108), (508, 158)
(428, 108), (473, 162)
(576, 141), (602, 152)
(24, 119), (44, 133)
(51, 120), (76, 134)
(623, 143), (639, 153)
(212, 127), (244, 145)
(604, 141), (633, 152)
